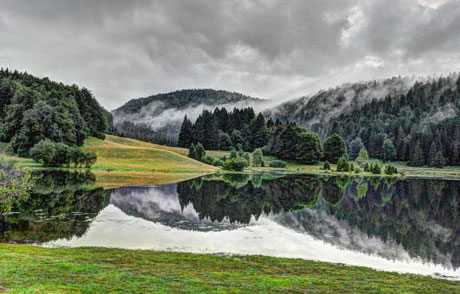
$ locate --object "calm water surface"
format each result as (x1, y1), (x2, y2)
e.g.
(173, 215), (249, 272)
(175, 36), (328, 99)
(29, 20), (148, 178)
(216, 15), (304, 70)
(1, 171), (459, 280)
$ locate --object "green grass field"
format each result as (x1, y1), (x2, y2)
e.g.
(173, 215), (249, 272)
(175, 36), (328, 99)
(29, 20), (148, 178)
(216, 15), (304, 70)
(85, 135), (216, 173)
(0, 244), (458, 294)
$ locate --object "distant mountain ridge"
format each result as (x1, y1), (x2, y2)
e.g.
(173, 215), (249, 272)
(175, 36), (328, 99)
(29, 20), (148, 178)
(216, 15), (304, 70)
(266, 76), (419, 138)
(111, 89), (266, 144)
(113, 89), (263, 114)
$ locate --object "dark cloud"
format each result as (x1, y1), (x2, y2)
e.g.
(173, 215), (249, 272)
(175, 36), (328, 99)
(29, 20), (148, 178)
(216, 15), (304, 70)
(0, 0), (459, 109)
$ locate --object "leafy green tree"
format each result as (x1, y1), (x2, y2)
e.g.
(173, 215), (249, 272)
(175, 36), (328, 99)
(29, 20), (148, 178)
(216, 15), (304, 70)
(252, 148), (263, 167)
(29, 139), (56, 166)
(383, 138), (397, 162)
(336, 156), (350, 172)
(323, 134), (347, 164)
(70, 146), (86, 168)
(53, 142), (72, 167)
(350, 137), (365, 160)
(84, 151), (98, 168)
(296, 131), (322, 164)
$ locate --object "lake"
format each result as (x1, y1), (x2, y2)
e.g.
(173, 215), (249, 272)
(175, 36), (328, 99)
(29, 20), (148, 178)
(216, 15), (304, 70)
(1, 171), (459, 280)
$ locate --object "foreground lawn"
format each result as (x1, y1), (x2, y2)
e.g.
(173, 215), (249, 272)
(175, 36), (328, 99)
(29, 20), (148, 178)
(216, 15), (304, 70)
(0, 245), (458, 293)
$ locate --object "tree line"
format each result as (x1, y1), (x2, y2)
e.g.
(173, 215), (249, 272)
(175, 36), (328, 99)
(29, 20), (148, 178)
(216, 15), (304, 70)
(328, 75), (460, 167)
(179, 107), (351, 165)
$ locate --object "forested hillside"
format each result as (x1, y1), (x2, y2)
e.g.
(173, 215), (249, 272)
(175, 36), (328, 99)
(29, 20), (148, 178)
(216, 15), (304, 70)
(328, 75), (460, 166)
(267, 76), (417, 138)
(0, 69), (114, 156)
(268, 74), (460, 166)
(112, 89), (265, 144)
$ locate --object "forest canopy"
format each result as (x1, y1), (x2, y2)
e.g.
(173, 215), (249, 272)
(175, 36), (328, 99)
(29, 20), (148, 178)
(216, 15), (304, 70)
(0, 68), (114, 156)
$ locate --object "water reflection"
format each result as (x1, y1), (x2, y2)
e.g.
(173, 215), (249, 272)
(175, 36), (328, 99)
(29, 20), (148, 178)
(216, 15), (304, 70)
(2, 171), (459, 279)
(0, 171), (110, 243)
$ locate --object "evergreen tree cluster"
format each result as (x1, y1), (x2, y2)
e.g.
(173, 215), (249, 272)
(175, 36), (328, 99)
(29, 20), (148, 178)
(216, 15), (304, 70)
(180, 106), (349, 166)
(178, 107), (269, 152)
(117, 121), (176, 146)
(0, 69), (113, 156)
(328, 75), (460, 167)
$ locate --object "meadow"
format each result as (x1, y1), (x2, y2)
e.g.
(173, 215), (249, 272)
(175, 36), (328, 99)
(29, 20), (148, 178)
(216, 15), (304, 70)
(0, 244), (458, 294)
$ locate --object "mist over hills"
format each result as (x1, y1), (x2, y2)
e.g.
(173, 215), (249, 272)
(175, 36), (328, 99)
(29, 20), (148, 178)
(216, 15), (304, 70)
(111, 89), (267, 144)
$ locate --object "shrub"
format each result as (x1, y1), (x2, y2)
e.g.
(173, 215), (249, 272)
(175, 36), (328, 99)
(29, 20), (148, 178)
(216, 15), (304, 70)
(223, 158), (248, 171)
(384, 165), (398, 175)
(269, 160), (287, 168)
(0, 156), (34, 214)
(212, 159), (224, 167)
(354, 166), (361, 173)
(84, 151), (98, 168)
(349, 162), (355, 172)
(253, 148), (263, 166)
(357, 148), (369, 166)
(260, 145), (271, 156)
(371, 162), (381, 174)
(70, 146), (86, 168)
(243, 152), (250, 165)
(322, 134), (347, 164)
(336, 156), (349, 172)
(30, 140), (56, 166)
(323, 161), (331, 170)
(53, 142), (71, 167)
(202, 155), (215, 165)
(364, 162), (370, 172)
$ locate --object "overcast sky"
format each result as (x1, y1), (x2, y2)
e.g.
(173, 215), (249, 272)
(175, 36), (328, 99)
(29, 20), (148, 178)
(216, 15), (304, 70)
(1, 0), (459, 110)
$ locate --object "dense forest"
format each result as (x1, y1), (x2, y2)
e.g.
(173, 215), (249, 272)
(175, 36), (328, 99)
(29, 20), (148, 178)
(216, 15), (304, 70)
(0, 69), (114, 157)
(269, 74), (460, 167)
(117, 121), (176, 146)
(328, 76), (460, 166)
(112, 89), (264, 144)
(179, 106), (349, 167)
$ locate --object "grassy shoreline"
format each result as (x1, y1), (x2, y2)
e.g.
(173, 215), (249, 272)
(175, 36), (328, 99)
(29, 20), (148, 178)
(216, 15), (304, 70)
(3, 135), (460, 187)
(0, 244), (459, 293)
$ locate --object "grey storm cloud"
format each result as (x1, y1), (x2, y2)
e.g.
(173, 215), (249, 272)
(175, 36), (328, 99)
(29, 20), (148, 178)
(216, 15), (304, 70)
(0, 0), (459, 109)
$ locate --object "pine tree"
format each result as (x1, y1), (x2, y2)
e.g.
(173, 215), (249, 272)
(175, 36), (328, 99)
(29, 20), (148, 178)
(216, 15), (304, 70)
(410, 140), (425, 167)
(431, 151), (446, 168)
(195, 143), (206, 160)
(188, 143), (197, 160)
(178, 115), (193, 148)
(428, 142), (437, 167)
(350, 137), (365, 160)
(382, 138), (397, 162)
